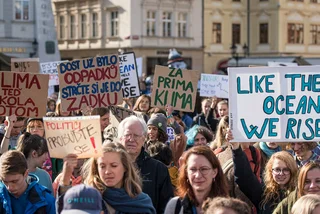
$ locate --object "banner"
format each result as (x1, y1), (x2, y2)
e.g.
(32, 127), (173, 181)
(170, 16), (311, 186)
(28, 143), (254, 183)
(11, 58), (40, 73)
(151, 65), (200, 112)
(40, 61), (66, 86)
(200, 74), (228, 98)
(0, 72), (49, 117)
(119, 53), (140, 98)
(229, 66), (320, 142)
(43, 116), (103, 159)
(58, 55), (123, 112)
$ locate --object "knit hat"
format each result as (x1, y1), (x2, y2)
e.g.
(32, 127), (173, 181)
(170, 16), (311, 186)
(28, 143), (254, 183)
(147, 113), (167, 134)
(61, 184), (102, 214)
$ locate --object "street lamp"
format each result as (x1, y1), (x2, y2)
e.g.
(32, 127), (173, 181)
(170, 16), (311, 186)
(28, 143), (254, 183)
(29, 39), (38, 58)
(230, 43), (239, 67)
(243, 43), (249, 57)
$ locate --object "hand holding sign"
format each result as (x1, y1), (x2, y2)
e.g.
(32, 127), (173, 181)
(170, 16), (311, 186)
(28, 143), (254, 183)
(60, 154), (78, 186)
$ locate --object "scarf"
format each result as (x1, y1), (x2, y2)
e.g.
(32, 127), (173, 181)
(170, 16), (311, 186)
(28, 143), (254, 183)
(103, 188), (156, 214)
(259, 142), (281, 158)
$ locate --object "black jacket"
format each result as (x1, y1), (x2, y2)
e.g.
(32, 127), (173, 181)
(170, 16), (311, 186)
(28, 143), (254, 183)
(136, 148), (174, 214)
(192, 110), (219, 133)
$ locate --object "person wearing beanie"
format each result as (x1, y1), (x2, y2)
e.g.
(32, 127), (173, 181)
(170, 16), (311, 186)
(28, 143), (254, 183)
(146, 113), (168, 149)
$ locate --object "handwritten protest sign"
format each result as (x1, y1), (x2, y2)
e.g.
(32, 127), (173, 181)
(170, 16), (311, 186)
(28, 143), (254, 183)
(0, 71), (49, 117)
(229, 66), (320, 142)
(43, 116), (103, 159)
(200, 74), (228, 98)
(58, 55), (123, 112)
(11, 58), (40, 73)
(119, 53), (140, 98)
(151, 65), (200, 112)
(40, 61), (66, 86)
(108, 105), (143, 141)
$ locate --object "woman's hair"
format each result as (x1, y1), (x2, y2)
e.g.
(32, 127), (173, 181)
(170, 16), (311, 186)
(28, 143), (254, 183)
(147, 142), (173, 166)
(26, 120), (44, 135)
(298, 161), (320, 197)
(91, 107), (110, 117)
(210, 116), (229, 150)
(291, 194), (320, 214)
(217, 100), (228, 108)
(202, 197), (251, 214)
(16, 133), (48, 159)
(133, 95), (151, 112)
(185, 125), (213, 148)
(147, 107), (167, 117)
(177, 146), (229, 206)
(261, 151), (298, 207)
(81, 142), (142, 197)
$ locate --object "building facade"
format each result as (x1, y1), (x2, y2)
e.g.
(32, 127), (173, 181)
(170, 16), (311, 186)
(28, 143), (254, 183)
(0, 0), (60, 69)
(52, 0), (203, 76)
(204, 0), (320, 73)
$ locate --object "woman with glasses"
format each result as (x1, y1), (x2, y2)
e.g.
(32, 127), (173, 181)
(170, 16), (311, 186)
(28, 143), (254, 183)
(274, 161), (320, 214)
(164, 146), (228, 214)
(226, 130), (298, 214)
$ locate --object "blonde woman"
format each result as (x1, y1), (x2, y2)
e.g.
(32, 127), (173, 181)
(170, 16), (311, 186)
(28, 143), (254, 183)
(82, 143), (156, 214)
(291, 194), (320, 214)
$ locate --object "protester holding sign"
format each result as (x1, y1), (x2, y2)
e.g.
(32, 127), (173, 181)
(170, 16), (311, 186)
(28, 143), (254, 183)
(226, 130), (298, 213)
(274, 161), (320, 214)
(91, 107), (110, 142)
(0, 115), (26, 154)
(193, 98), (219, 133)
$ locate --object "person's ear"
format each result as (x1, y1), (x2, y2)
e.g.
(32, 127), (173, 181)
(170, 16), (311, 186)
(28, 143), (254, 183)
(31, 150), (38, 158)
(212, 168), (218, 179)
(24, 169), (29, 179)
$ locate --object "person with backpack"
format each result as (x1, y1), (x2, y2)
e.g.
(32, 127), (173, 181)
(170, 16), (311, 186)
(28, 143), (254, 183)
(164, 146), (229, 214)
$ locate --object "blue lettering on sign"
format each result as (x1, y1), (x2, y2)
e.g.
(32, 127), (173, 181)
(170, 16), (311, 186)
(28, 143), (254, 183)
(120, 64), (135, 74)
(237, 75), (275, 94)
(240, 118), (278, 139)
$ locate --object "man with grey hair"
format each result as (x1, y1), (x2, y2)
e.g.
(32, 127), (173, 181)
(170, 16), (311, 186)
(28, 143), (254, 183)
(118, 115), (174, 213)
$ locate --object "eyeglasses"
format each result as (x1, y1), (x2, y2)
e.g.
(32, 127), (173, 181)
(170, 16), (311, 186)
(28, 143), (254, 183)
(272, 168), (291, 175)
(188, 167), (212, 176)
(29, 126), (44, 131)
(123, 133), (143, 140)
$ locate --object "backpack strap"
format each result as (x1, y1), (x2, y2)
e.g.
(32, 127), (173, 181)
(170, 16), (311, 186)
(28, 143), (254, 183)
(222, 158), (234, 174)
(175, 197), (182, 214)
(249, 145), (259, 175)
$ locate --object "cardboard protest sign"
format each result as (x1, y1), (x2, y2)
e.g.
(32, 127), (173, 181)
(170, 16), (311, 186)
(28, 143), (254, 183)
(229, 66), (320, 142)
(200, 74), (228, 98)
(11, 58), (40, 73)
(151, 65), (200, 112)
(58, 55), (123, 112)
(0, 71), (49, 117)
(43, 116), (103, 159)
(119, 53), (140, 98)
(107, 105), (143, 141)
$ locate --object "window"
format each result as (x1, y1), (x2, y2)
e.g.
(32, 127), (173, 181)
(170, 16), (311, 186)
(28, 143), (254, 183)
(15, 0), (29, 20)
(310, 25), (320, 44)
(81, 14), (87, 38)
(45, 41), (55, 54)
(178, 13), (187, 37)
(232, 24), (241, 44)
(70, 15), (76, 39)
(212, 23), (221, 43)
(111, 11), (119, 36)
(162, 12), (172, 37)
(92, 13), (98, 37)
(146, 11), (156, 36)
(288, 23), (304, 44)
(259, 23), (268, 43)
(59, 16), (65, 39)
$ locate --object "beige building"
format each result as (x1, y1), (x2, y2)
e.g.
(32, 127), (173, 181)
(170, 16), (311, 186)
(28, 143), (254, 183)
(52, 0), (203, 76)
(204, 0), (320, 73)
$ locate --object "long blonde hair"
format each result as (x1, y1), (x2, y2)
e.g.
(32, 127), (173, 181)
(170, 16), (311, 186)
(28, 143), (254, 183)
(261, 151), (298, 207)
(210, 116), (229, 150)
(291, 194), (320, 214)
(81, 143), (142, 197)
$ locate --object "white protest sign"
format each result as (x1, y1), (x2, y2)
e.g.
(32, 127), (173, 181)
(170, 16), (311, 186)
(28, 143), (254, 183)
(200, 74), (228, 98)
(229, 66), (320, 142)
(268, 62), (298, 67)
(41, 61), (67, 86)
(136, 57), (143, 77)
(166, 127), (175, 144)
(119, 53), (140, 98)
(43, 116), (103, 158)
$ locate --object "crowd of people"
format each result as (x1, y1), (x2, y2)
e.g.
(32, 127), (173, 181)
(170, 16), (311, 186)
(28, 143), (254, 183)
(0, 91), (320, 214)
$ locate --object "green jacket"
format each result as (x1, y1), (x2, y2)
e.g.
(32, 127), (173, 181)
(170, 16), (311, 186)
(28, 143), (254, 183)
(273, 189), (298, 214)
